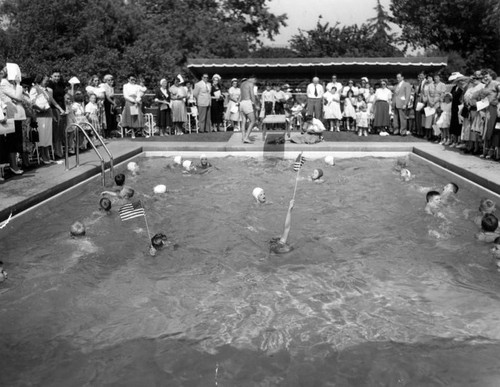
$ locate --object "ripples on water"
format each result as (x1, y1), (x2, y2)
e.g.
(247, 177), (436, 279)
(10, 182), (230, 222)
(1, 156), (500, 386)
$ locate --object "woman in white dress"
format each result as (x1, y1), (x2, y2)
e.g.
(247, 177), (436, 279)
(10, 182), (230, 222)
(225, 78), (241, 131)
(323, 86), (342, 131)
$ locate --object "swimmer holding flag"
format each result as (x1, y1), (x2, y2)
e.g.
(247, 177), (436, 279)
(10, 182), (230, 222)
(270, 153), (305, 254)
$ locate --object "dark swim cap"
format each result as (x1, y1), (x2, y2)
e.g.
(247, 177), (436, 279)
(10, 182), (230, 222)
(151, 233), (168, 249)
(99, 197), (112, 211)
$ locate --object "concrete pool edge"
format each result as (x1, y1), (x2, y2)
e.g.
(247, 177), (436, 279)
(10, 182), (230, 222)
(1, 140), (499, 222)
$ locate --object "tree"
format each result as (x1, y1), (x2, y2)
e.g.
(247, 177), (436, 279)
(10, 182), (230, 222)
(390, 0), (500, 71)
(367, 0), (401, 57)
(289, 17), (403, 58)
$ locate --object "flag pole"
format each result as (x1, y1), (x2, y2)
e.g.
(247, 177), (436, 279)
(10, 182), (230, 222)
(291, 152), (303, 201)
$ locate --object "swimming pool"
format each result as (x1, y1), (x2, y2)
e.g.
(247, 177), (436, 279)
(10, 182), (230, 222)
(1, 154), (500, 386)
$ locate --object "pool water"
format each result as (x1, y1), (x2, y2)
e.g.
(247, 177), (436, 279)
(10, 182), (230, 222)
(1, 156), (500, 386)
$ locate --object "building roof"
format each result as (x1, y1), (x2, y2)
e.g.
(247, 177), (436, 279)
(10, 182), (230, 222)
(187, 57), (448, 69)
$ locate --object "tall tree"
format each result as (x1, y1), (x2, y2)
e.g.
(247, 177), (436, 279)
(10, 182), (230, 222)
(289, 17), (403, 58)
(390, 0), (500, 71)
(367, 0), (400, 56)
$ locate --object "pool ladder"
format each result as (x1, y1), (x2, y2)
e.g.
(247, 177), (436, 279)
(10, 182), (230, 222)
(65, 123), (114, 186)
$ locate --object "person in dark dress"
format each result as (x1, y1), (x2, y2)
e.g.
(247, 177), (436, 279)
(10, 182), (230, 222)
(47, 71), (67, 158)
(210, 74), (225, 132)
(449, 73), (465, 148)
(154, 79), (172, 136)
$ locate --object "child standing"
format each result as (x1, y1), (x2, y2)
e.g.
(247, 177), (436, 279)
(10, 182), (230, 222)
(356, 104), (370, 137)
(261, 83), (275, 117)
(85, 94), (102, 136)
(343, 89), (357, 131)
(437, 92), (452, 145)
(323, 87), (342, 131)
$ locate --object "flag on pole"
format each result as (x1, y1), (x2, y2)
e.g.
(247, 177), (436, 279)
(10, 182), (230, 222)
(293, 153), (306, 171)
(119, 201), (145, 221)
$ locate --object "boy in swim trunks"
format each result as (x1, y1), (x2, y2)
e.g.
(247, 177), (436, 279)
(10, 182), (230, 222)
(149, 232), (171, 256)
(441, 182), (458, 202)
(310, 168), (324, 183)
(425, 191), (445, 218)
(270, 199), (294, 254)
(476, 214), (500, 242)
(240, 76), (257, 143)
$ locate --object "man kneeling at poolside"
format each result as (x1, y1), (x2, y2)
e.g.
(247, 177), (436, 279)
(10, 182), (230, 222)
(290, 114), (326, 144)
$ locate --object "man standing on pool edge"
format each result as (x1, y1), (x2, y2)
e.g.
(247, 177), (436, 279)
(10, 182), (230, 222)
(240, 75), (258, 143)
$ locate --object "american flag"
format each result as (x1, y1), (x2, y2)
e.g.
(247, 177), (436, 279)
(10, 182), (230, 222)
(293, 153), (306, 172)
(119, 201), (145, 221)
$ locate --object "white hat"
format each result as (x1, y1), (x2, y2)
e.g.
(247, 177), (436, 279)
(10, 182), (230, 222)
(127, 161), (139, 172)
(176, 74), (184, 83)
(68, 76), (80, 85)
(448, 72), (465, 82)
(182, 160), (192, 170)
(212, 74), (221, 81)
(324, 155), (335, 166)
(154, 184), (167, 194)
(200, 153), (207, 160)
(361, 77), (369, 83)
(252, 187), (264, 200)
(400, 168), (411, 180)
(173, 156), (182, 165)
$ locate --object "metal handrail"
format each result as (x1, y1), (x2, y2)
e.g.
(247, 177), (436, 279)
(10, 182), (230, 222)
(65, 123), (114, 186)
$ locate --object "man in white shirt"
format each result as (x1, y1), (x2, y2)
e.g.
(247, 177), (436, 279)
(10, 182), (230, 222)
(306, 77), (324, 119)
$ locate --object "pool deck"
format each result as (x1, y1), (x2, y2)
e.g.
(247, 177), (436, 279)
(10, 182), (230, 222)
(1, 133), (499, 222)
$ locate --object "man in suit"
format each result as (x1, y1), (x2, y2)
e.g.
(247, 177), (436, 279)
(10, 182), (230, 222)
(193, 73), (211, 133)
(414, 72), (426, 137)
(392, 72), (412, 135)
(306, 77), (324, 119)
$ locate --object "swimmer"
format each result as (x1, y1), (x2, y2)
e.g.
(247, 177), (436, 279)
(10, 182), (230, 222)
(269, 199), (294, 254)
(442, 182), (458, 201)
(0, 261), (7, 283)
(324, 155), (335, 166)
(197, 154), (212, 169)
(149, 232), (170, 256)
(182, 160), (196, 173)
(310, 168), (324, 183)
(476, 214), (500, 242)
(425, 190), (445, 218)
(473, 198), (497, 226)
(114, 173), (125, 188)
(490, 237), (500, 270)
(252, 187), (266, 204)
(101, 186), (134, 199)
(400, 168), (412, 182)
(127, 161), (139, 175)
(99, 197), (112, 213)
(70, 221), (86, 237)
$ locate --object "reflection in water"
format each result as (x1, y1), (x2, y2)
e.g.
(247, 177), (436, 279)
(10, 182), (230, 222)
(1, 156), (500, 386)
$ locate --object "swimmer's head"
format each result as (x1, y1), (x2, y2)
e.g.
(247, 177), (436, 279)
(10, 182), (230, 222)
(151, 232), (168, 250)
(182, 160), (194, 171)
(269, 238), (292, 254)
(400, 168), (411, 181)
(99, 197), (112, 212)
(153, 184), (167, 194)
(312, 169), (323, 181)
(481, 214), (498, 232)
(443, 182), (459, 195)
(252, 187), (266, 203)
(200, 154), (209, 167)
(324, 155), (335, 166)
(70, 221), (86, 237)
(121, 187), (134, 199)
(174, 155), (182, 165)
(426, 191), (441, 204)
(479, 198), (496, 214)
(114, 173), (125, 187)
(127, 161), (139, 173)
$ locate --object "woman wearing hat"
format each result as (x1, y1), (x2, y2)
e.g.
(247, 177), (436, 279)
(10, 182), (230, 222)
(169, 75), (187, 135)
(154, 78), (172, 136)
(225, 78), (241, 131)
(210, 74), (225, 132)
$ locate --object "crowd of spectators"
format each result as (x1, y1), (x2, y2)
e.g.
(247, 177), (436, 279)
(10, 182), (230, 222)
(0, 63), (498, 183)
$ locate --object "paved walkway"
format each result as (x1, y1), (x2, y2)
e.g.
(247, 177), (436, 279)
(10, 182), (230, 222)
(1, 134), (499, 222)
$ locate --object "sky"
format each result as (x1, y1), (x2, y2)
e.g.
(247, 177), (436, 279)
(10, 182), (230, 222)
(263, 0), (393, 46)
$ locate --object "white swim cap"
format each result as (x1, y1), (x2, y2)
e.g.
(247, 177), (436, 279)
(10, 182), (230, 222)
(252, 187), (264, 200)
(324, 155), (335, 166)
(200, 153), (207, 160)
(154, 184), (167, 194)
(70, 221), (86, 237)
(182, 160), (192, 170)
(127, 161), (138, 172)
(174, 156), (182, 165)
(401, 168), (411, 180)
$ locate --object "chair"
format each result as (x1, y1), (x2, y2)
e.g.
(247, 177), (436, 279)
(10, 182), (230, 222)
(186, 107), (199, 134)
